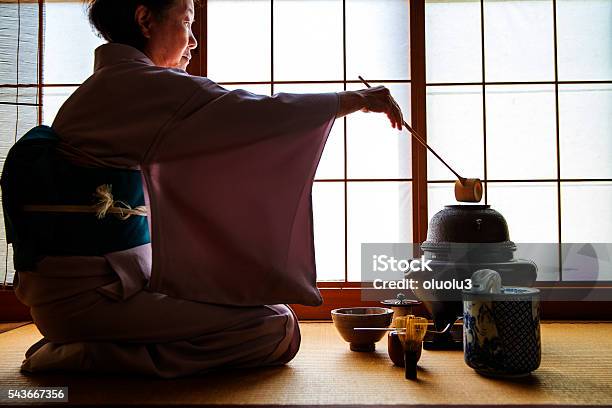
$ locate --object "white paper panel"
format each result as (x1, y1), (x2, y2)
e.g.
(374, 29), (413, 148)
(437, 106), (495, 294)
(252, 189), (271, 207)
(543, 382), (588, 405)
(44, 2), (103, 84)
(559, 84), (612, 179)
(274, 0), (343, 81)
(347, 182), (412, 281)
(561, 182), (612, 281)
(484, 0), (555, 82)
(561, 182), (612, 243)
(487, 182), (559, 243)
(485, 85), (557, 180)
(425, 0), (481, 83)
(312, 182), (345, 281)
(426, 85), (484, 181)
(557, 0), (612, 81)
(346, 0), (410, 81)
(346, 82), (411, 179)
(42, 86), (77, 126)
(207, 0), (271, 82)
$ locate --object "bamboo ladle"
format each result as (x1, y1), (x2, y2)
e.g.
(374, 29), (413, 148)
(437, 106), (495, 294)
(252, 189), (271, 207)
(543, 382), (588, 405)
(358, 76), (483, 203)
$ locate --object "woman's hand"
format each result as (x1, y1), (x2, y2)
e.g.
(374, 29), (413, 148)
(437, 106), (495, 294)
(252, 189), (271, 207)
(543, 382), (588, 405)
(336, 86), (404, 130)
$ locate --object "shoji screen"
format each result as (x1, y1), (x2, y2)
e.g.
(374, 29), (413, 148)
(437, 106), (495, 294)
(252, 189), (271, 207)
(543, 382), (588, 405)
(0, 0), (40, 288)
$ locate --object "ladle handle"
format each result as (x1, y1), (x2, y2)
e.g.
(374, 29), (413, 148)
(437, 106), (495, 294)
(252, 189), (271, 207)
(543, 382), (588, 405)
(353, 323), (454, 335)
(357, 75), (465, 184)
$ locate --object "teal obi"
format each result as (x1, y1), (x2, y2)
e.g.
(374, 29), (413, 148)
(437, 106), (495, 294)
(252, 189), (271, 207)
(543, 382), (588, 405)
(1, 125), (151, 271)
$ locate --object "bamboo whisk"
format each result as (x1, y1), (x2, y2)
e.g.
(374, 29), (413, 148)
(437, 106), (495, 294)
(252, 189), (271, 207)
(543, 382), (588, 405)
(393, 315), (428, 380)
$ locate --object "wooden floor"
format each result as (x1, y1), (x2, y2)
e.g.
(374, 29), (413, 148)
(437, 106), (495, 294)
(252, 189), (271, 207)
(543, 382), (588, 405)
(0, 322), (611, 406)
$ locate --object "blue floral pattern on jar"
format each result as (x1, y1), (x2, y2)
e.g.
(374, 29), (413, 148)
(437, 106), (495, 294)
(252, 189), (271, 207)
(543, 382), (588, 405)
(463, 288), (541, 377)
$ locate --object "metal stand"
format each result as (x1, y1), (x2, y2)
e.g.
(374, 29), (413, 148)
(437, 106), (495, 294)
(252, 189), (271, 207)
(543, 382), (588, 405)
(423, 327), (463, 351)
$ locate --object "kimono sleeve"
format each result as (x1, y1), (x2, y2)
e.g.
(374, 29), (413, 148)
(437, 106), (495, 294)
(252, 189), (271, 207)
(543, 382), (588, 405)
(141, 85), (339, 306)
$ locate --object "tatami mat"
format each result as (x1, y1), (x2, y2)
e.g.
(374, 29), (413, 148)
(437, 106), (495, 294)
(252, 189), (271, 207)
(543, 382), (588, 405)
(0, 322), (611, 406)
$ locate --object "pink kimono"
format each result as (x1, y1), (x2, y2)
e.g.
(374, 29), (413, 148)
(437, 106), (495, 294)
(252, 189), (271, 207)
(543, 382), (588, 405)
(14, 43), (338, 378)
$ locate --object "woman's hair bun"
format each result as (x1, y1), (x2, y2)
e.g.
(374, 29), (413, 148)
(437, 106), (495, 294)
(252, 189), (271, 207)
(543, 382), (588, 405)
(86, 0), (176, 50)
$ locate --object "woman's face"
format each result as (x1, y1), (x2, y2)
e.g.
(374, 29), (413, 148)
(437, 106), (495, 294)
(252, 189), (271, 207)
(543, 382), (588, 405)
(141, 0), (197, 71)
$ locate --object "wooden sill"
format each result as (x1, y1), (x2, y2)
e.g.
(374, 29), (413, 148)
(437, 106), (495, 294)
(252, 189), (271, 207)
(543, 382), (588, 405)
(0, 289), (31, 322)
(2, 286), (612, 322)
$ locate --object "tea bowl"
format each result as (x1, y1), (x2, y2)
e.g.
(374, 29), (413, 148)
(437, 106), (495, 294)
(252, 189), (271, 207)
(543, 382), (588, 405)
(331, 307), (394, 352)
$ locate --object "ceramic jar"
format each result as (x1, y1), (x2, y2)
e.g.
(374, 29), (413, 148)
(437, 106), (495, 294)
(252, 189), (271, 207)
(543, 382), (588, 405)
(463, 287), (541, 377)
